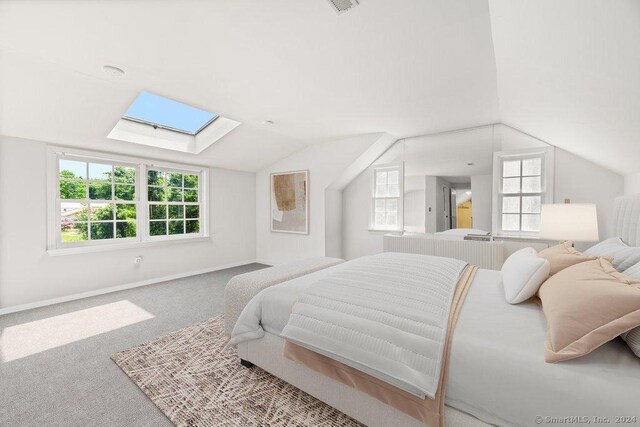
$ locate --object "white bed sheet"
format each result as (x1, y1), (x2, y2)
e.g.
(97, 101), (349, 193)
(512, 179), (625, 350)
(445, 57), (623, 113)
(252, 267), (640, 426)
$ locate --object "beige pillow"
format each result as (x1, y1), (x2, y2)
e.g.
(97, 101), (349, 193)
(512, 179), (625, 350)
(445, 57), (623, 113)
(539, 258), (640, 363)
(537, 241), (597, 276)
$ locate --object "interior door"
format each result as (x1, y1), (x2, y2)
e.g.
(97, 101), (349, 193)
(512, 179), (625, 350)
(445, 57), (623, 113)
(441, 183), (451, 231)
(450, 188), (458, 229)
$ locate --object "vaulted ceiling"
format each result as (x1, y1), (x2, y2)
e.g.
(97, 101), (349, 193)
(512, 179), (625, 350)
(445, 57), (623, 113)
(489, 0), (640, 175)
(0, 1), (637, 173)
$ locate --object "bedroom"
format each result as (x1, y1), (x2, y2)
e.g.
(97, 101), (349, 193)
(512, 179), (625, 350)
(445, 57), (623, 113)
(1, 1), (639, 426)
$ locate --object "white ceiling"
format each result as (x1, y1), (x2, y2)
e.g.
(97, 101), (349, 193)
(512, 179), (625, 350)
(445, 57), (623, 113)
(489, 0), (640, 174)
(0, 0), (498, 171)
(403, 126), (495, 178)
(0, 1), (637, 174)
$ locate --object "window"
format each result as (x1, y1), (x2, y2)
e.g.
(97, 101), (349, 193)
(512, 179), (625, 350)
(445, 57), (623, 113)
(123, 91), (217, 135)
(493, 148), (554, 236)
(147, 169), (201, 237)
(50, 148), (208, 251)
(371, 165), (403, 231)
(58, 159), (137, 243)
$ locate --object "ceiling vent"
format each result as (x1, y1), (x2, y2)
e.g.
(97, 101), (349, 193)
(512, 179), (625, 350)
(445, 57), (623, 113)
(326, 0), (359, 14)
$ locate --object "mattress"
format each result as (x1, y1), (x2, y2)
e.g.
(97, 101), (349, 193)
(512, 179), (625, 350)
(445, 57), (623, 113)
(253, 266), (640, 426)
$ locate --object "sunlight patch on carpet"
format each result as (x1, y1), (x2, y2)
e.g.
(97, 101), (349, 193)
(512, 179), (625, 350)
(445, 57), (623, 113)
(1, 300), (154, 363)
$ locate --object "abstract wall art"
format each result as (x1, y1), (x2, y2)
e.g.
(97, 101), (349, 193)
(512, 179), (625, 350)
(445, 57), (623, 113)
(270, 170), (309, 234)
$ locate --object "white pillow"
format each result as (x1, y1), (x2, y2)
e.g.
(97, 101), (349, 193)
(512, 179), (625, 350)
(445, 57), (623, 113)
(501, 247), (550, 304)
(584, 237), (640, 271)
(623, 261), (640, 278)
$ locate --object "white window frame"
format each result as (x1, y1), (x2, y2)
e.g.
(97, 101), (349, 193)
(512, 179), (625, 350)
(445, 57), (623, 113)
(145, 165), (207, 241)
(47, 146), (209, 255)
(369, 163), (404, 232)
(492, 147), (554, 237)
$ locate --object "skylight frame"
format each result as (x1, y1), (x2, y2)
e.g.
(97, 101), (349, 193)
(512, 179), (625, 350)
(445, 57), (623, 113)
(121, 114), (218, 136)
(122, 92), (219, 136)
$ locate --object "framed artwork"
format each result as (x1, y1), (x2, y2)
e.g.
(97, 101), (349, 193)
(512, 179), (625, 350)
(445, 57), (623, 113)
(270, 170), (309, 234)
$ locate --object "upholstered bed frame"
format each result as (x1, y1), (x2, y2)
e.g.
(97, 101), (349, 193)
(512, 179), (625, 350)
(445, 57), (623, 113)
(613, 194), (640, 246)
(235, 195), (639, 427)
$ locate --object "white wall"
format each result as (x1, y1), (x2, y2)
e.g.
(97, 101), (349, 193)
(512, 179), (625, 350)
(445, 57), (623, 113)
(0, 136), (257, 310)
(424, 176), (438, 233)
(256, 134), (390, 265)
(493, 124), (548, 151)
(554, 148), (624, 243)
(404, 190), (426, 233)
(403, 175), (426, 233)
(624, 172), (640, 196)
(342, 167), (385, 260)
(470, 174), (492, 231)
(324, 189), (343, 258)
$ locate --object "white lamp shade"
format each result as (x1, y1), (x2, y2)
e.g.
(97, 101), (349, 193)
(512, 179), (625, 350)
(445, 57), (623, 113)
(539, 204), (599, 242)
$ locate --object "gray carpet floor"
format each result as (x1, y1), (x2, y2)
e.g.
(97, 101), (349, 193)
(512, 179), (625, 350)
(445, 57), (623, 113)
(0, 263), (268, 427)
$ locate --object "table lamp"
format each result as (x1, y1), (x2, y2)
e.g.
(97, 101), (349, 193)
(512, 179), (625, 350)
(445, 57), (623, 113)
(539, 203), (599, 243)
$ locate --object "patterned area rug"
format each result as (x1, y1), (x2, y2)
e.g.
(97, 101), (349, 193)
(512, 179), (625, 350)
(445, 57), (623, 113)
(112, 315), (363, 426)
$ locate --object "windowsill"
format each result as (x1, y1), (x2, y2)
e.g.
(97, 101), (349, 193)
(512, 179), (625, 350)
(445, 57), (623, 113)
(47, 235), (211, 256)
(368, 228), (403, 233)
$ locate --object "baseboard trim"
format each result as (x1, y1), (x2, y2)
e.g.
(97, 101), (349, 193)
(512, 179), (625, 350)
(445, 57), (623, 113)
(0, 259), (259, 316)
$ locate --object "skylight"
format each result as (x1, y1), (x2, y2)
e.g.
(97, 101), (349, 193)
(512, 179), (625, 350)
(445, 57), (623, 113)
(123, 92), (218, 135)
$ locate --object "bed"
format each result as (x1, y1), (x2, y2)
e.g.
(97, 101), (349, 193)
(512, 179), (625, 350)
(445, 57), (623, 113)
(230, 195), (640, 426)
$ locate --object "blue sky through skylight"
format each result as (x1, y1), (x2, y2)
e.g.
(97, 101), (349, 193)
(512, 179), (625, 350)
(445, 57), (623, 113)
(123, 92), (217, 135)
